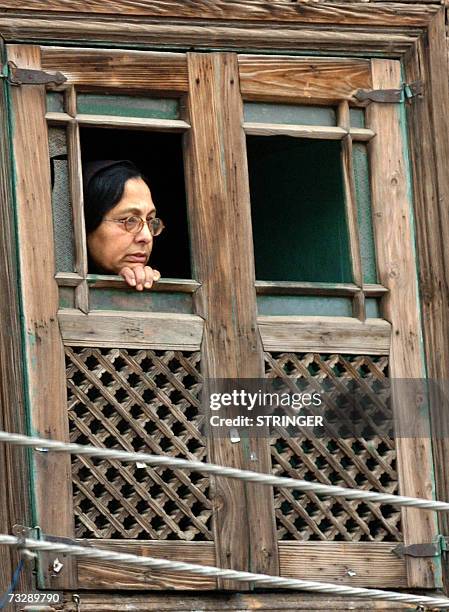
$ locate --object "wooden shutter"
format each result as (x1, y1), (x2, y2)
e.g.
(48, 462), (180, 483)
(7, 43), (440, 592)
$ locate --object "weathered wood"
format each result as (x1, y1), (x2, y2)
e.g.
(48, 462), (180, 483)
(244, 122), (374, 141)
(66, 86), (89, 314)
(58, 309), (204, 350)
(7, 43), (76, 589)
(338, 101), (365, 321)
(41, 46), (188, 92)
(47, 112), (191, 132)
(55, 592), (415, 612)
(279, 542), (406, 588)
(77, 541), (216, 589)
(367, 59), (439, 589)
(255, 281), (388, 297)
(0, 1), (438, 26)
(239, 56), (372, 104)
(405, 12), (449, 594)
(258, 316), (391, 354)
(0, 19), (418, 56)
(88, 276), (200, 292)
(184, 52), (278, 588)
(0, 40), (33, 596)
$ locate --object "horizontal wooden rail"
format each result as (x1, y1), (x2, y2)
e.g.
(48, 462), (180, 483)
(258, 315), (391, 354)
(243, 122), (374, 142)
(46, 112), (190, 131)
(58, 309), (203, 349)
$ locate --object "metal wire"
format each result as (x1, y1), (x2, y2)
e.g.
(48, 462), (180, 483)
(1, 429), (448, 511)
(0, 534), (448, 610)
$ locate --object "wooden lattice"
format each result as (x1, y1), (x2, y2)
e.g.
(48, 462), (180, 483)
(66, 347), (212, 541)
(265, 352), (402, 542)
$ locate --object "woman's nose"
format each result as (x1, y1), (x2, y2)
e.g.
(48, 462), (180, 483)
(135, 222), (153, 243)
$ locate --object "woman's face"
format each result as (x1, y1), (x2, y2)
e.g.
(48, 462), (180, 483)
(87, 177), (156, 274)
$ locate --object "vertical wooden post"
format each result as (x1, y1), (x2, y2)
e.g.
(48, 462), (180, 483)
(7, 44), (76, 589)
(367, 58), (440, 589)
(405, 11), (449, 594)
(184, 52), (278, 588)
(0, 39), (33, 595)
(338, 101), (365, 321)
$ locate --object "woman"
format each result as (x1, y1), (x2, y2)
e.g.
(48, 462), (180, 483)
(83, 160), (163, 291)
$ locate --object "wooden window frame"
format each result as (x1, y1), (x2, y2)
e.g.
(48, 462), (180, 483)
(1, 2), (449, 606)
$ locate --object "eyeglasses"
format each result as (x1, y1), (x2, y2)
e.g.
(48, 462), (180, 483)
(104, 216), (165, 236)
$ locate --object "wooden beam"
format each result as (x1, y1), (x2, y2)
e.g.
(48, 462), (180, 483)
(404, 11), (449, 594)
(255, 281), (387, 297)
(279, 542), (406, 588)
(0, 19), (418, 56)
(66, 86), (89, 314)
(46, 112), (190, 132)
(0, 40), (33, 596)
(36, 592), (414, 611)
(258, 316), (391, 354)
(239, 56), (372, 105)
(0, 1), (438, 27)
(184, 52), (278, 588)
(367, 58), (439, 589)
(338, 101), (365, 321)
(6, 43), (76, 590)
(58, 310), (204, 350)
(41, 47), (188, 92)
(78, 541), (216, 590)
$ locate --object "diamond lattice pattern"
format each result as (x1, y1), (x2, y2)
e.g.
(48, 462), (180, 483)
(265, 352), (401, 542)
(66, 347), (212, 541)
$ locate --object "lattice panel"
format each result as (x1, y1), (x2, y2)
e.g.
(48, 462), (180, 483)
(66, 347), (212, 541)
(265, 352), (402, 542)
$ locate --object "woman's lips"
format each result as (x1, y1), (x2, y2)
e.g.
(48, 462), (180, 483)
(126, 254), (148, 263)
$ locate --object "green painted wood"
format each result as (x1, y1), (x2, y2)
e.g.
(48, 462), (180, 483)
(257, 295), (353, 316)
(349, 107), (365, 128)
(247, 135), (352, 283)
(89, 287), (193, 313)
(244, 102), (336, 126)
(353, 142), (377, 284)
(77, 94), (180, 119)
(59, 287), (75, 309)
(46, 92), (64, 113)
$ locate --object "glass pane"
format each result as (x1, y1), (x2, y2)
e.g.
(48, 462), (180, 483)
(257, 295), (353, 316)
(366, 298), (380, 318)
(89, 287), (193, 313)
(353, 143), (377, 284)
(349, 108), (365, 128)
(77, 94), (180, 119)
(46, 92), (64, 113)
(48, 127), (75, 272)
(247, 136), (352, 283)
(244, 102), (336, 126)
(59, 287), (75, 309)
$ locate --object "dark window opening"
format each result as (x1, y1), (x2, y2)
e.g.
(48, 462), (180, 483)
(80, 128), (192, 279)
(247, 136), (352, 283)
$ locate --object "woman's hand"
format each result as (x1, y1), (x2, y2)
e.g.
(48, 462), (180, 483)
(119, 265), (161, 291)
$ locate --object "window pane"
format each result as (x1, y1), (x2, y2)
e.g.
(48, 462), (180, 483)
(244, 102), (336, 126)
(77, 94), (180, 119)
(353, 143), (377, 284)
(46, 92), (64, 113)
(349, 108), (365, 128)
(257, 295), (353, 316)
(49, 127), (75, 272)
(247, 136), (352, 283)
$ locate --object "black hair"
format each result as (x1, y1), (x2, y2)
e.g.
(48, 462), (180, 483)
(83, 161), (145, 234)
